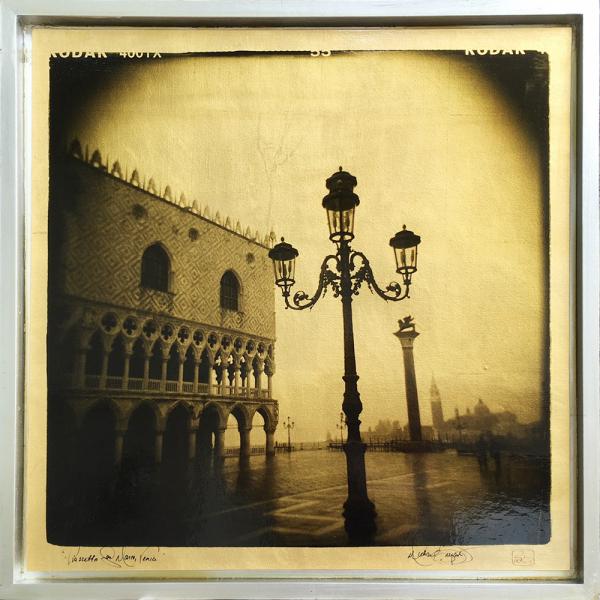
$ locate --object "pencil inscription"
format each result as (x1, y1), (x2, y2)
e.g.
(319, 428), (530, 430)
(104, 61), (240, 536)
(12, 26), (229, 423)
(407, 546), (474, 566)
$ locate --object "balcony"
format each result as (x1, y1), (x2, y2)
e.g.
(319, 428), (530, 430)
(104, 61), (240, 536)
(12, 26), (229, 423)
(64, 374), (272, 400)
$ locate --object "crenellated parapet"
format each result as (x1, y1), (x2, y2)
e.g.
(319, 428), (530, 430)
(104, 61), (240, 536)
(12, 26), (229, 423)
(67, 138), (278, 250)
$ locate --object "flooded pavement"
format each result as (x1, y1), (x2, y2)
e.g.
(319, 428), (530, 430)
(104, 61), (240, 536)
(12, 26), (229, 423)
(49, 448), (550, 547)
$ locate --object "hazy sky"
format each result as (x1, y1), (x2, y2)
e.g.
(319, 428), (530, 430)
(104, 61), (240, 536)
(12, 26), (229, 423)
(56, 51), (546, 443)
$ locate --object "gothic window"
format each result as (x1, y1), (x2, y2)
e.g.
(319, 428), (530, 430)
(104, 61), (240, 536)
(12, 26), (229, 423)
(149, 340), (163, 380)
(107, 334), (125, 377)
(199, 348), (210, 384)
(129, 338), (145, 379)
(220, 270), (240, 311)
(141, 244), (170, 292)
(183, 346), (195, 383)
(166, 344), (179, 381)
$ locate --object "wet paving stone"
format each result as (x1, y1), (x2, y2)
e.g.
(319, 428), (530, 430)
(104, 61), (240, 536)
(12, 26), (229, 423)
(50, 448), (550, 547)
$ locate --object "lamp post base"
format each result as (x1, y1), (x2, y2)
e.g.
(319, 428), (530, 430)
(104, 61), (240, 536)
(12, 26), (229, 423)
(342, 439), (377, 543)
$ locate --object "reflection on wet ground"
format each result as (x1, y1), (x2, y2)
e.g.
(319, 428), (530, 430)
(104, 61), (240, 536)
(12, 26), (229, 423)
(50, 449), (550, 547)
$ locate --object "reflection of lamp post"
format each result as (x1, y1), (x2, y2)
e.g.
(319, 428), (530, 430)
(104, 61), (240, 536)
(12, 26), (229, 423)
(268, 168), (421, 540)
(283, 416), (295, 452)
(454, 408), (464, 442)
(336, 411), (346, 445)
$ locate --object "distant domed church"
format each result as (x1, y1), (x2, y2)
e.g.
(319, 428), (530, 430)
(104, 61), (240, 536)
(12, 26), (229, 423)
(473, 397), (491, 417)
(429, 378), (521, 441)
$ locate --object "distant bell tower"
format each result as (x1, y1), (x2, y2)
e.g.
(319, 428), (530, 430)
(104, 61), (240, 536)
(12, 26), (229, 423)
(430, 376), (445, 431)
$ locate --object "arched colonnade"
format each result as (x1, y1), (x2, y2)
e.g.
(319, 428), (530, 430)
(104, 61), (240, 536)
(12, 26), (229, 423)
(51, 309), (276, 400)
(54, 397), (279, 473)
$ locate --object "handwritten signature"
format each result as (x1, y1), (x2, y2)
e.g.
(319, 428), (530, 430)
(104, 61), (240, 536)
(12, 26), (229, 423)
(407, 546), (473, 566)
(61, 546), (163, 568)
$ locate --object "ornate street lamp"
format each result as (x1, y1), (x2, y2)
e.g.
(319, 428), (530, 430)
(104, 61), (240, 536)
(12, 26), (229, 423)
(283, 416), (295, 452)
(336, 411), (346, 445)
(269, 167), (421, 541)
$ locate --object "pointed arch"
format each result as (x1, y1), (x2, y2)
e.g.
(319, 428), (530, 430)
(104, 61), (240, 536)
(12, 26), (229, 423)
(166, 343), (179, 381)
(199, 347), (211, 384)
(255, 404), (274, 432)
(123, 402), (156, 470)
(149, 339), (163, 380)
(163, 403), (190, 469)
(107, 333), (126, 377)
(228, 402), (251, 431)
(129, 337), (146, 379)
(197, 402), (224, 458)
(183, 345), (195, 383)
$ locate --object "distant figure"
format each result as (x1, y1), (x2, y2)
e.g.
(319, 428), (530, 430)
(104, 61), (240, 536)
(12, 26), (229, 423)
(489, 434), (502, 478)
(476, 433), (488, 471)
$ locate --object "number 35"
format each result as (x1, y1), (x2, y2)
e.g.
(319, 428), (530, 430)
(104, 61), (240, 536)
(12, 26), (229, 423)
(310, 50), (331, 57)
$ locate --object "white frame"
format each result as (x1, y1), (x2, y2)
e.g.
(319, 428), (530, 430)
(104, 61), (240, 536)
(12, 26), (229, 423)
(1, 1), (598, 598)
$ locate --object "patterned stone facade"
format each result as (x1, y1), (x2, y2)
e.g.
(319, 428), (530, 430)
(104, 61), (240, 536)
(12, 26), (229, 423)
(55, 156), (276, 340)
(47, 148), (279, 469)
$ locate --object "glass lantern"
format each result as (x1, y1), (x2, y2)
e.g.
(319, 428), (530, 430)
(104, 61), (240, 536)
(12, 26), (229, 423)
(322, 167), (360, 242)
(389, 225), (421, 283)
(268, 238), (299, 291)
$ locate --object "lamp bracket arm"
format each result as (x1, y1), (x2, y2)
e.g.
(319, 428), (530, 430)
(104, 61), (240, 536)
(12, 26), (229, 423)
(349, 250), (410, 301)
(283, 254), (340, 310)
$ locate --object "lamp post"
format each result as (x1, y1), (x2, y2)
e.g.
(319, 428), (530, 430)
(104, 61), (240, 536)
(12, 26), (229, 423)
(268, 167), (421, 541)
(283, 416), (295, 452)
(336, 411), (346, 445)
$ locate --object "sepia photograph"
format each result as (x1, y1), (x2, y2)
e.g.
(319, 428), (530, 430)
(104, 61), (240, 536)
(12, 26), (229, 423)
(45, 46), (552, 550)
(20, 24), (578, 575)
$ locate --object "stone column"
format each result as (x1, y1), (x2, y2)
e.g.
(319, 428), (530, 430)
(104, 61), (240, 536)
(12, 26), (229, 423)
(239, 426), (252, 457)
(207, 357), (216, 395)
(233, 358), (241, 396)
(254, 358), (264, 398)
(394, 319), (422, 442)
(214, 427), (226, 459)
(193, 359), (200, 393)
(178, 356), (184, 392)
(143, 351), (150, 390)
(160, 357), (168, 391)
(265, 427), (276, 456)
(245, 368), (251, 398)
(267, 365), (274, 400)
(220, 363), (229, 396)
(122, 350), (132, 390)
(99, 350), (110, 389)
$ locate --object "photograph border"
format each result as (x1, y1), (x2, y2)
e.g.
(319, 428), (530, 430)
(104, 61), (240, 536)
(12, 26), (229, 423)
(1, 1), (598, 598)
